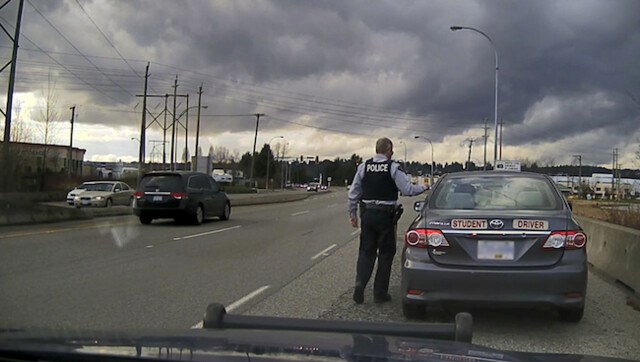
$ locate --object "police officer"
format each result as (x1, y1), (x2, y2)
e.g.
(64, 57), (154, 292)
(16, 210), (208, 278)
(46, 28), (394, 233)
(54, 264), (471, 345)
(348, 137), (428, 304)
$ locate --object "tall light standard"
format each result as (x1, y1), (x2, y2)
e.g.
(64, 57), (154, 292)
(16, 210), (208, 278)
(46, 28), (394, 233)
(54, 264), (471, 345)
(265, 136), (284, 190)
(451, 25), (499, 167)
(193, 104), (208, 172)
(414, 136), (434, 185)
(398, 140), (407, 170)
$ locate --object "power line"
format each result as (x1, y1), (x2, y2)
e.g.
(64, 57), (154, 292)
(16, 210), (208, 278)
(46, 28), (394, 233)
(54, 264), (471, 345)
(25, 0), (134, 100)
(0, 15), (124, 103)
(72, 0), (141, 79)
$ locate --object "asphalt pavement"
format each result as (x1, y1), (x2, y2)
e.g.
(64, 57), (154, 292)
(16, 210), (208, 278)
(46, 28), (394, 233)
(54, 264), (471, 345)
(1, 191), (639, 360)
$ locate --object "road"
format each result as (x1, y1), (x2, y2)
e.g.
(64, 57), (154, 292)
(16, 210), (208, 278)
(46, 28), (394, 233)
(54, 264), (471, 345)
(1, 191), (639, 360)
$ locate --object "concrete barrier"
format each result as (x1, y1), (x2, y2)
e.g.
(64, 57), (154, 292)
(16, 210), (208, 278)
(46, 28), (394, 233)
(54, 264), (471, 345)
(576, 215), (640, 295)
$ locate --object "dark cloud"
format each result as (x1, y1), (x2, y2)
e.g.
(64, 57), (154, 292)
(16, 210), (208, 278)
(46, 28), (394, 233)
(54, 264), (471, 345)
(3, 0), (640, 164)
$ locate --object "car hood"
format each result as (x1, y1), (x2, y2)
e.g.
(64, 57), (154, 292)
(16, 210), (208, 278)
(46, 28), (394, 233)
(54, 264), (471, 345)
(67, 189), (86, 196)
(0, 328), (633, 362)
(76, 191), (112, 198)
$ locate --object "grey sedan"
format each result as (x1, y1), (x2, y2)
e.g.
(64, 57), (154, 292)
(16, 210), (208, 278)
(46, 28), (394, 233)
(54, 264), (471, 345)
(401, 171), (587, 322)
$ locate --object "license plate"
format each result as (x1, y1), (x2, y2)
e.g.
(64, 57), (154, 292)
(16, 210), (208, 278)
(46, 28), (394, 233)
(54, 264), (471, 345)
(478, 241), (514, 260)
(82, 200), (89, 205)
(152, 196), (163, 202)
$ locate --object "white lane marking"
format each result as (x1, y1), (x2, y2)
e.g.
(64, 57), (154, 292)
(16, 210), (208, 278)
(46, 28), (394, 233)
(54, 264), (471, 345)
(191, 285), (271, 329)
(351, 229), (361, 236)
(327, 203), (338, 208)
(291, 210), (310, 216)
(173, 225), (241, 241)
(145, 245), (154, 248)
(311, 244), (337, 260)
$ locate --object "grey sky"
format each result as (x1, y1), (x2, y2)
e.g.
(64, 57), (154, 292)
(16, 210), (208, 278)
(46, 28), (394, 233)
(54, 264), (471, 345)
(1, 0), (639, 167)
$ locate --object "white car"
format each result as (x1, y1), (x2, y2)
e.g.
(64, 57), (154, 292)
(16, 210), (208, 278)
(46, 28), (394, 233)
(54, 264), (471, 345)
(67, 183), (90, 205)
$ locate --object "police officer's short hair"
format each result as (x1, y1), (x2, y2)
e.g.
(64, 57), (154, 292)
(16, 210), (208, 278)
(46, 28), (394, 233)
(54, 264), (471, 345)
(376, 137), (393, 154)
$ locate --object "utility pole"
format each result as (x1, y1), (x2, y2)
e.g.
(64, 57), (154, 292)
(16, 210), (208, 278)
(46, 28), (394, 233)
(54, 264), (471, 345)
(162, 95), (168, 169)
(573, 154), (581, 197)
(612, 148), (617, 198)
(249, 113), (266, 186)
(616, 163), (622, 199)
(138, 63), (149, 184)
(171, 76), (178, 170)
(499, 117), (504, 161)
(482, 117), (489, 170)
(2, 0), (24, 143)
(68, 105), (76, 176)
(465, 138), (476, 171)
(194, 84), (203, 172)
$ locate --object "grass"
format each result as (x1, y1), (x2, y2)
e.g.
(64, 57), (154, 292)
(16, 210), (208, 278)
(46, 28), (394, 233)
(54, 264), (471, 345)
(572, 200), (640, 230)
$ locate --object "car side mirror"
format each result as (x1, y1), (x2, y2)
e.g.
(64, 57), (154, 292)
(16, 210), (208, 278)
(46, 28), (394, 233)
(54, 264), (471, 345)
(413, 201), (424, 212)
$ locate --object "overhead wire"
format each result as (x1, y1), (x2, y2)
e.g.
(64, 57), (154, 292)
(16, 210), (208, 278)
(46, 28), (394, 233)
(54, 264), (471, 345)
(25, 0), (134, 101)
(0, 15), (124, 103)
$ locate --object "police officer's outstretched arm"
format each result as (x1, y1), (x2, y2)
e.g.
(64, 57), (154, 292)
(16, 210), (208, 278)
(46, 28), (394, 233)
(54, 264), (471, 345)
(391, 162), (428, 196)
(347, 163), (365, 228)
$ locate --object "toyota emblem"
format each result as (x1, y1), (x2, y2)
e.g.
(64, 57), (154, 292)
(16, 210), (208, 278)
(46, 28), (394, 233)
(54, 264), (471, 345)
(489, 219), (504, 229)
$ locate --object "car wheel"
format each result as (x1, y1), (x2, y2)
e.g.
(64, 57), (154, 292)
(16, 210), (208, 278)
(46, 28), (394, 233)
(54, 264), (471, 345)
(139, 215), (152, 225)
(192, 205), (204, 225)
(558, 306), (584, 323)
(402, 301), (426, 319)
(105, 198), (113, 208)
(220, 202), (231, 221)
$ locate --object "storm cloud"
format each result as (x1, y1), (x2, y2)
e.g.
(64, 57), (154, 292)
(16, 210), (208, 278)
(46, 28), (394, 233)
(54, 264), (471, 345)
(1, 0), (639, 166)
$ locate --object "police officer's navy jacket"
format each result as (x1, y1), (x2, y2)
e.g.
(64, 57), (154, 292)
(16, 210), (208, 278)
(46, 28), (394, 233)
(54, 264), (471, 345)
(348, 154), (428, 220)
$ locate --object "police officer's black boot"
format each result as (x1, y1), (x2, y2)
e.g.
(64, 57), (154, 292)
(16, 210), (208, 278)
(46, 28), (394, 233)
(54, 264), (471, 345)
(353, 284), (365, 304)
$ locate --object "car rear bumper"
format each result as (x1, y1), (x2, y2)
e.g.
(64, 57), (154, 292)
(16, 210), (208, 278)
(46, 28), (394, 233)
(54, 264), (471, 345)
(133, 203), (195, 219)
(401, 248), (587, 309)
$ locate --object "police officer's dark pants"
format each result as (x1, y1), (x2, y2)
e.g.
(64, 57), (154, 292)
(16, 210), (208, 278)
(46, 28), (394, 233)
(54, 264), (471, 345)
(356, 208), (396, 298)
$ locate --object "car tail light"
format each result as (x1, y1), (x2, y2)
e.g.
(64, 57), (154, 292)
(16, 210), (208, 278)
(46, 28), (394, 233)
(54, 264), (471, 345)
(170, 192), (188, 200)
(133, 191), (144, 199)
(542, 231), (587, 250)
(405, 229), (450, 248)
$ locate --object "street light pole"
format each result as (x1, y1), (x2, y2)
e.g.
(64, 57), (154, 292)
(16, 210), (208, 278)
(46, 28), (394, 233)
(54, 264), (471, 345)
(68, 105), (76, 177)
(414, 136), (434, 185)
(266, 136), (284, 190)
(451, 25), (499, 167)
(398, 140), (407, 170)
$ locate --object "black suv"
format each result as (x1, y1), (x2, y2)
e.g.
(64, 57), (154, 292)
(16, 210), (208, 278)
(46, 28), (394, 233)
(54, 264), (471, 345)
(133, 171), (230, 225)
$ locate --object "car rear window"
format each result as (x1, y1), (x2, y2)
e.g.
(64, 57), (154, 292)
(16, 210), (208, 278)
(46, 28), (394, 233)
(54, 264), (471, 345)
(432, 176), (562, 210)
(139, 175), (184, 192)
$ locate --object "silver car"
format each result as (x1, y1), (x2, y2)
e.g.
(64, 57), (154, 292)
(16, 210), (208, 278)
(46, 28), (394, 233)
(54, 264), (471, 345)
(74, 181), (134, 208)
(401, 171), (587, 322)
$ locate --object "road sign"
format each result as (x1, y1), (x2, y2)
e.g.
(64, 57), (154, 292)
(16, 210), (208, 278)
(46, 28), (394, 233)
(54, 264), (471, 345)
(494, 160), (521, 172)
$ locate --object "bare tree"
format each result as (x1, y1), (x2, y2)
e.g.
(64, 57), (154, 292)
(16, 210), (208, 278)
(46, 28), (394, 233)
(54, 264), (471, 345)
(211, 146), (232, 163)
(230, 149), (240, 163)
(9, 101), (33, 143)
(35, 74), (61, 147)
(35, 74), (61, 189)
